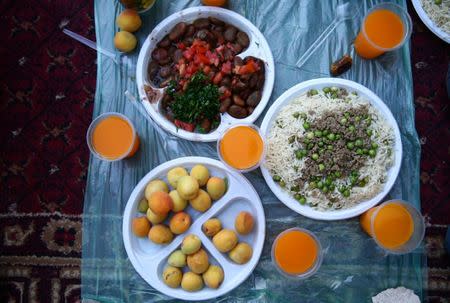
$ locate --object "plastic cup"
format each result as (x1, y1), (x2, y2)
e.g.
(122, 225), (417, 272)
(354, 3), (412, 59)
(217, 124), (265, 173)
(271, 228), (323, 279)
(86, 112), (140, 162)
(360, 200), (425, 254)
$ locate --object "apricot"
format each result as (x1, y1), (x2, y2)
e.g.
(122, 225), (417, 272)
(201, 0), (227, 7)
(145, 179), (169, 200)
(187, 248), (209, 274)
(234, 211), (254, 235)
(162, 266), (182, 288)
(169, 190), (187, 212)
(206, 177), (226, 200)
(167, 167), (188, 188)
(181, 234), (201, 255)
(189, 189), (211, 212)
(137, 198), (149, 213)
(132, 217), (151, 237)
(168, 250), (186, 267)
(169, 212), (191, 234)
(177, 176), (199, 200)
(146, 207), (167, 224)
(113, 31), (137, 53)
(148, 191), (173, 215)
(190, 164), (210, 186)
(229, 242), (253, 264)
(148, 224), (173, 244)
(202, 265), (224, 289)
(181, 272), (203, 292)
(116, 9), (142, 33)
(212, 229), (238, 253)
(202, 218), (222, 237)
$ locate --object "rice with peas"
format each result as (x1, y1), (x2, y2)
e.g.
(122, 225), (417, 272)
(264, 87), (394, 211)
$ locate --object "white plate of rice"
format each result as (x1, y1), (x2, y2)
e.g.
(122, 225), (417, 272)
(259, 78), (402, 220)
(411, 0), (450, 43)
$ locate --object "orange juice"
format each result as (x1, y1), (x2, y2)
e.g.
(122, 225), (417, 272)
(354, 8), (405, 59)
(360, 202), (414, 249)
(219, 125), (264, 170)
(90, 114), (139, 160)
(273, 229), (319, 275)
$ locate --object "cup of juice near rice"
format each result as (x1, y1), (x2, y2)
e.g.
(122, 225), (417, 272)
(271, 228), (323, 279)
(217, 124), (265, 173)
(354, 3), (412, 59)
(86, 112), (140, 161)
(360, 200), (425, 254)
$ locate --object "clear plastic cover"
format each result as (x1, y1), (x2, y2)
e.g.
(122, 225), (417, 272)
(82, 0), (424, 302)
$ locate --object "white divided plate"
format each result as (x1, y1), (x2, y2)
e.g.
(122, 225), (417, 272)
(122, 157), (265, 301)
(136, 6), (275, 142)
(411, 0), (450, 43)
(259, 78), (403, 221)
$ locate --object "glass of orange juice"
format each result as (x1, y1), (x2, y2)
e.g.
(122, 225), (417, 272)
(217, 124), (265, 173)
(271, 228), (323, 279)
(360, 200), (425, 254)
(354, 3), (412, 59)
(86, 112), (140, 161)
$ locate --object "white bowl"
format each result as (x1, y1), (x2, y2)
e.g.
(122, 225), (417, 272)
(122, 157), (265, 300)
(259, 78), (403, 221)
(136, 6), (275, 142)
(411, 0), (449, 44)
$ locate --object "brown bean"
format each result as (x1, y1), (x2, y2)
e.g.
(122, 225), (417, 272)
(182, 37), (194, 47)
(228, 105), (248, 119)
(223, 48), (234, 61)
(246, 91), (262, 107)
(211, 30), (225, 45)
(159, 66), (172, 78)
(232, 43), (243, 53)
(208, 17), (225, 26)
(256, 73), (265, 89)
(224, 26), (237, 42)
(236, 31), (250, 48)
(172, 49), (183, 62)
(169, 22), (187, 41)
(160, 77), (173, 88)
(212, 25), (224, 32)
(196, 29), (214, 42)
(193, 18), (210, 29)
(220, 77), (231, 87)
(247, 107), (255, 115)
(220, 98), (232, 113)
(249, 73), (258, 88)
(200, 118), (211, 133)
(152, 48), (167, 61)
(234, 56), (243, 66)
(240, 89), (251, 100)
(231, 79), (246, 92)
(158, 35), (171, 48)
(232, 94), (245, 106)
(147, 61), (159, 79)
(168, 46), (177, 57)
(185, 24), (195, 37)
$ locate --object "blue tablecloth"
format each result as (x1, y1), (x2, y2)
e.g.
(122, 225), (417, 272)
(82, 0), (424, 302)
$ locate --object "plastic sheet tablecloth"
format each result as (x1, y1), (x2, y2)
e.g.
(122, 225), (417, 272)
(82, 0), (425, 302)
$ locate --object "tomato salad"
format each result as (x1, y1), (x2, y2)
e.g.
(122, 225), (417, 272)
(147, 17), (265, 133)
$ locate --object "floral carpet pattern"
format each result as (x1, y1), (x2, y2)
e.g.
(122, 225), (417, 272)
(0, 1), (448, 302)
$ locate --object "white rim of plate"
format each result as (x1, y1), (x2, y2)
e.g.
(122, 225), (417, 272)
(122, 156), (266, 300)
(259, 78), (403, 221)
(411, 0), (450, 44)
(136, 6), (275, 142)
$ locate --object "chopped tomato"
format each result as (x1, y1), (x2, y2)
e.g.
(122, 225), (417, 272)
(221, 61), (232, 74)
(177, 42), (186, 50)
(234, 59), (259, 75)
(174, 120), (196, 132)
(194, 53), (210, 65)
(183, 48), (195, 60)
(213, 72), (223, 85)
(203, 66), (211, 74)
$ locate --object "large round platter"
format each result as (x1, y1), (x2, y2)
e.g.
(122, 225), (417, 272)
(122, 157), (265, 300)
(260, 78), (402, 221)
(136, 6), (275, 142)
(411, 0), (449, 43)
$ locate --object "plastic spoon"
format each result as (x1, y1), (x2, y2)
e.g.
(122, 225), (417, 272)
(296, 1), (360, 68)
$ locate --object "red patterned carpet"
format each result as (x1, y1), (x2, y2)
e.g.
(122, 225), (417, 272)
(0, 1), (448, 302)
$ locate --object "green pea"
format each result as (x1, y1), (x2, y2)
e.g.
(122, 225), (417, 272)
(351, 91), (358, 96)
(329, 184), (336, 191)
(325, 177), (332, 186)
(280, 180), (286, 187)
(322, 186), (329, 193)
(323, 87), (331, 93)
(294, 193), (302, 200)
(301, 149), (308, 157)
(338, 186), (346, 193)
(363, 148), (369, 155)
(300, 113), (307, 120)
(312, 153), (319, 161)
(334, 171), (342, 178)
(295, 150), (303, 159)
(309, 89), (318, 96)
(348, 125), (355, 132)
(309, 181), (317, 189)
(318, 141), (324, 147)
(327, 145), (333, 151)
(307, 143), (314, 150)
(323, 129), (329, 136)
(343, 189), (350, 197)
(314, 130), (323, 137)
(336, 134), (342, 140)
(331, 86), (339, 92)
(304, 138), (310, 144)
(358, 179), (366, 187)
(293, 112), (300, 118)
(319, 148), (325, 155)
(288, 136), (296, 143)
(331, 92), (338, 99)
(318, 163), (325, 171)
(340, 117), (348, 125)
(306, 132), (314, 139)
(435, 0), (442, 4)
(356, 148), (363, 155)
(272, 175), (281, 182)
(371, 142), (378, 149)
(327, 133), (336, 141)
(291, 185), (300, 192)
(355, 116), (361, 123)
(299, 197), (306, 205)
(347, 142), (355, 149)
(366, 117), (372, 125)
(366, 129), (373, 136)
(355, 139), (363, 147)
(351, 170), (359, 177)
(344, 112), (350, 118)
(303, 122), (310, 130)
(317, 181), (324, 189)
(350, 175), (358, 185)
(369, 149), (376, 157)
